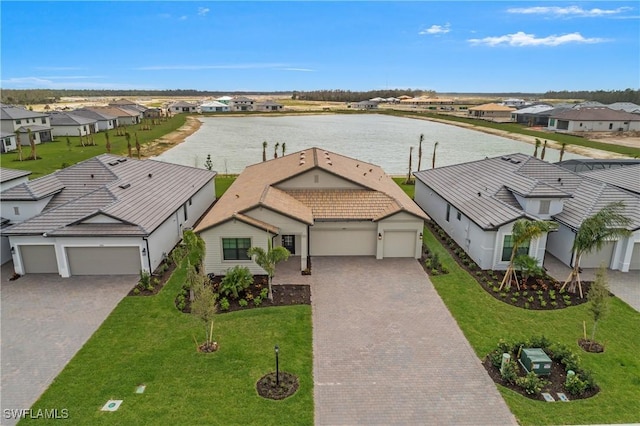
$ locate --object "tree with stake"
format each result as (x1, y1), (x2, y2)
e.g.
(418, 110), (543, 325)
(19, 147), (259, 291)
(190, 267), (218, 352)
(405, 146), (413, 184)
(135, 133), (141, 159)
(587, 266), (609, 347)
(247, 240), (290, 301)
(559, 143), (567, 162)
(66, 136), (71, 152)
(500, 219), (557, 290)
(274, 142), (279, 159)
(562, 202), (631, 298)
(79, 128), (85, 147)
(28, 129), (37, 160)
(540, 140), (547, 160)
(417, 133), (424, 171)
(281, 142), (286, 157)
(204, 154), (213, 171)
(533, 138), (541, 158)
(262, 141), (268, 162)
(126, 132), (132, 158)
(15, 131), (22, 161)
(105, 131), (111, 153)
(432, 141), (439, 169)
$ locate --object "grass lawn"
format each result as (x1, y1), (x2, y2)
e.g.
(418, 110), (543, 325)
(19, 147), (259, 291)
(423, 226), (640, 425)
(1, 115), (187, 178)
(22, 260), (313, 425)
(215, 175), (237, 199)
(392, 177), (415, 198)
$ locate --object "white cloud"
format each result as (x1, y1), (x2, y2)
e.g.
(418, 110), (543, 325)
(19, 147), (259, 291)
(419, 23), (451, 35)
(507, 6), (633, 18)
(135, 63), (288, 71)
(198, 7), (210, 16)
(0, 77), (142, 90)
(179, 15), (187, 21)
(280, 68), (314, 72)
(468, 31), (606, 47)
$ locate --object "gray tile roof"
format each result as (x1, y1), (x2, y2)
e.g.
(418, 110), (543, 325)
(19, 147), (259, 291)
(3, 155), (216, 236)
(608, 102), (640, 113)
(581, 164), (640, 195)
(0, 168), (31, 183)
(551, 107), (640, 121)
(49, 111), (97, 126)
(70, 108), (118, 121)
(1, 105), (48, 120)
(1, 174), (65, 200)
(414, 153), (640, 231)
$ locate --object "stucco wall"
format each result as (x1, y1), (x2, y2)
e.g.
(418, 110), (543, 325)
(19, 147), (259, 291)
(276, 169), (361, 190)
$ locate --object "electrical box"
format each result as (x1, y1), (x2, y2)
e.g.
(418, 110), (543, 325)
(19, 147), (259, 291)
(519, 348), (552, 376)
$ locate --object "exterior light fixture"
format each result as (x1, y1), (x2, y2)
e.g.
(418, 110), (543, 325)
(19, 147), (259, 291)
(10, 246), (15, 254)
(378, 233), (382, 240)
(142, 248), (147, 256)
(419, 232), (423, 240)
(274, 345), (280, 386)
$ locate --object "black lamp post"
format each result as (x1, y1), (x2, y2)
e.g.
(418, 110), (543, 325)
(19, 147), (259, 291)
(274, 345), (280, 386)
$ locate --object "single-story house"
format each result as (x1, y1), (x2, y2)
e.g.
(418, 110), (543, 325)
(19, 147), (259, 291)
(1, 104), (53, 144)
(468, 103), (516, 120)
(255, 101), (284, 112)
(578, 163), (640, 195)
(216, 96), (233, 105)
(1, 154), (216, 277)
(85, 106), (141, 126)
(414, 154), (640, 272)
(607, 102), (640, 114)
(1, 168), (32, 264)
(0, 131), (18, 153)
(230, 97), (255, 111)
(71, 108), (119, 131)
(510, 104), (554, 126)
(195, 147), (429, 276)
(168, 101), (198, 114)
(49, 111), (99, 137)
(501, 98), (527, 107)
(200, 101), (230, 113)
(548, 107), (640, 132)
(350, 101), (378, 110)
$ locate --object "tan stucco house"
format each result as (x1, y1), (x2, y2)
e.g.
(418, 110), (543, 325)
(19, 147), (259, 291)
(195, 148), (429, 276)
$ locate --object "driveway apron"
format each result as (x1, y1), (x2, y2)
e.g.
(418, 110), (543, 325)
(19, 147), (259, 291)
(1, 266), (137, 426)
(312, 257), (517, 425)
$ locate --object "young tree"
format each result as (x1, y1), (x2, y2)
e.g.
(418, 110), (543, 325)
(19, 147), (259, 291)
(432, 141), (439, 169)
(405, 146), (413, 184)
(247, 240), (290, 301)
(66, 136), (71, 152)
(281, 142), (286, 156)
(204, 154), (213, 171)
(79, 128), (85, 147)
(262, 141), (268, 162)
(500, 219), (557, 290)
(559, 143), (567, 162)
(126, 132), (132, 158)
(28, 129), (37, 160)
(513, 254), (543, 285)
(15, 131), (22, 161)
(540, 140), (547, 160)
(105, 131), (111, 153)
(562, 202), (631, 297)
(587, 266), (609, 344)
(533, 138), (541, 158)
(135, 133), (141, 159)
(417, 133), (424, 171)
(190, 266), (218, 351)
(274, 142), (279, 159)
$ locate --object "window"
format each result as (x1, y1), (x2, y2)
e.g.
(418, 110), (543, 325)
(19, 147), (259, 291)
(549, 118), (555, 126)
(539, 200), (550, 215)
(183, 204), (188, 221)
(13, 206), (20, 215)
(446, 204), (451, 222)
(15, 120), (21, 125)
(608, 123), (613, 130)
(223, 238), (251, 260)
(41, 118), (46, 124)
(457, 211), (462, 221)
(501, 235), (529, 262)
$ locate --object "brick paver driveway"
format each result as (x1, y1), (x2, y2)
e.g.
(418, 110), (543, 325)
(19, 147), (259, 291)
(312, 257), (517, 425)
(0, 264), (137, 426)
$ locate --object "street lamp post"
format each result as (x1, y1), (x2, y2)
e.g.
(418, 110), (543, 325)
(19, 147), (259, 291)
(275, 345), (280, 386)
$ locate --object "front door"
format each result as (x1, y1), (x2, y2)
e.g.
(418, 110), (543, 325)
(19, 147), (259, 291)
(282, 235), (295, 254)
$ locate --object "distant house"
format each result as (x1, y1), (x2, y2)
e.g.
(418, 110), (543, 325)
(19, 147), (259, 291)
(168, 101), (198, 114)
(230, 97), (255, 111)
(200, 101), (230, 113)
(607, 102), (640, 114)
(350, 100), (378, 110)
(548, 107), (640, 132)
(255, 101), (284, 112)
(216, 96), (233, 105)
(502, 98), (527, 107)
(0, 168), (32, 264)
(85, 106), (142, 126)
(510, 104), (554, 126)
(414, 154), (640, 272)
(1, 155), (216, 277)
(385, 97), (400, 104)
(49, 111), (98, 137)
(400, 97), (454, 106)
(0, 132), (18, 153)
(71, 108), (119, 131)
(0, 104), (53, 145)
(468, 103), (516, 120)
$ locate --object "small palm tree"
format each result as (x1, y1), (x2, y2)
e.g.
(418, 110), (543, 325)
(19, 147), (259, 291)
(105, 131), (111, 153)
(135, 133), (141, 159)
(274, 142), (280, 159)
(282, 142), (286, 156)
(417, 134), (424, 171)
(405, 146), (413, 184)
(126, 132), (132, 158)
(500, 219), (557, 290)
(15, 131), (22, 161)
(28, 129), (36, 160)
(432, 141), (439, 169)
(559, 143), (567, 162)
(247, 241), (290, 301)
(561, 202), (631, 298)
(533, 138), (541, 158)
(540, 140), (547, 160)
(262, 141), (267, 162)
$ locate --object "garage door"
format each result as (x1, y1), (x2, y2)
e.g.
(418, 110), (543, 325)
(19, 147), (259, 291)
(310, 227), (376, 256)
(580, 241), (615, 268)
(20, 245), (58, 273)
(66, 247), (141, 275)
(630, 243), (640, 270)
(383, 231), (416, 258)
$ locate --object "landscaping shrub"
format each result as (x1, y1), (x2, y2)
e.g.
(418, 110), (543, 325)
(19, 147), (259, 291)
(219, 266), (253, 299)
(516, 371), (548, 395)
(501, 360), (519, 385)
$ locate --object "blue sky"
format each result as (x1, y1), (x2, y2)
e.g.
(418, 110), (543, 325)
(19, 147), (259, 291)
(1, 1), (638, 93)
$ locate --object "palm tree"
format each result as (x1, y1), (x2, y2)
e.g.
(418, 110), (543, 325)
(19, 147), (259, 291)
(559, 143), (567, 162)
(500, 219), (557, 290)
(405, 146), (413, 184)
(247, 240), (290, 301)
(15, 131), (22, 161)
(126, 133), (132, 158)
(540, 140), (547, 160)
(274, 142), (280, 159)
(432, 141), (439, 169)
(105, 131), (111, 153)
(533, 138), (541, 158)
(417, 133), (424, 171)
(28, 129), (36, 160)
(79, 128), (85, 147)
(262, 141), (267, 162)
(561, 202), (631, 298)
(135, 133), (141, 159)
(282, 142), (286, 156)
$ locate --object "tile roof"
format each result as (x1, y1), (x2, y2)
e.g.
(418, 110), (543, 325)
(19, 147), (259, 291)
(169, 101), (197, 107)
(49, 111), (97, 126)
(581, 164), (640, 195)
(607, 102), (640, 113)
(551, 107), (640, 121)
(469, 103), (516, 112)
(1, 105), (47, 120)
(3, 155), (216, 236)
(71, 108), (118, 121)
(414, 153), (640, 231)
(85, 106), (141, 118)
(0, 168), (31, 183)
(1, 174), (65, 200)
(195, 147), (428, 233)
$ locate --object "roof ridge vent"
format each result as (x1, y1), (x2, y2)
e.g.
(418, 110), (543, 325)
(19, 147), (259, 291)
(119, 183), (131, 189)
(108, 161), (120, 166)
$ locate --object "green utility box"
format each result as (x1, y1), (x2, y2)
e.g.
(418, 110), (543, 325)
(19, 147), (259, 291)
(519, 348), (552, 376)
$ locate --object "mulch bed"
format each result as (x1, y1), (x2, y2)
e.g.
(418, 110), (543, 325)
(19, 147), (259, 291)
(256, 372), (299, 400)
(127, 260), (176, 296)
(578, 338), (605, 353)
(482, 358), (599, 401)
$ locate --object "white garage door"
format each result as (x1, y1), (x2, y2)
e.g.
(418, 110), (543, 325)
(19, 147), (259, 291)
(580, 241), (615, 268)
(630, 243), (640, 270)
(310, 225), (376, 256)
(20, 245), (58, 273)
(383, 231), (416, 258)
(66, 247), (141, 275)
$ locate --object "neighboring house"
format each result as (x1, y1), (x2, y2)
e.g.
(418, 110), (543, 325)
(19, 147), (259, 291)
(0, 104), (53, 144)
(200, 101), (230, 113)
(49, 111), (98, 137)
(230, 96), (255, 111)
(548, 107), (640, 132)
(216, 96), (233, 105)
(579, 164), (640, 195)
(414, 154), (640, 272)
(255, 101), (284, 112)
(400, 97), (454, 106)
(168, 101), (198, 114)
(0, 168), (32, 264)
(350, 101), (378, 110)
(510, 104), (554, 126)
(0, 131), (18, 153)
(385, 97), (400, 104)
(501, 98), (527, 107)
(71, 108), (119, 131)
(1, 155), (216, 277)
(607, 102), (640, 114)
(195, 147), (429, 276)
(85, 106), (141, 126)
(468, 103), (516, 120)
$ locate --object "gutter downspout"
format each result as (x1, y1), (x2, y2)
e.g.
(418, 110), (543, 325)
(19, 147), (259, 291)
(143, 237), (152, 273)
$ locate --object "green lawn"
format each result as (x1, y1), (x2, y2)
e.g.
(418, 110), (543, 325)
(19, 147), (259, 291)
(23, 261), (313, 425)
(1, 115), (187, 178)
(423, 226), (640, 425)
(215, 175), (237, 199)
(392, 177), (415, 198)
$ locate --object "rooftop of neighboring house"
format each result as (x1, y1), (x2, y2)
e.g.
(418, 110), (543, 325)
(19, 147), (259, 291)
(2, 155), (216, 237)
(231, 96), (255, 102)
(85, 106), (141, 118)
(195, 147), (428, 233)
(469, 103), (516, 112)
(550, 107), (640, 121)
(1, 104), (48, 120)
(49, 111), (98, 126)
(607, 102), (640, 113)
(168, 101), (198, 108)
(0, 168), (32, 183)
(414, 153), (640, 232)
(201, 101), (229, 107)
(71, 108), (118, 121)
(256, 100), (284, 106)
(579, 164), (640, 195)
(511, 104), (554, 114)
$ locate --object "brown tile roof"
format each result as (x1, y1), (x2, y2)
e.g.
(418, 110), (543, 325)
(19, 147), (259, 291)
(195, 147), (428, 232)
(551, 107), (640, 121)
(469, 103), (516, 112)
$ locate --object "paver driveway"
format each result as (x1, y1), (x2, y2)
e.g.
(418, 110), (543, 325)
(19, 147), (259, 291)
(0, 264), (137, 426)
(312, 257), (517, 425)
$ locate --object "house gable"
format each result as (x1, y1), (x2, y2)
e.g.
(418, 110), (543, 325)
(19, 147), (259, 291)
(276, 168), (363, 190)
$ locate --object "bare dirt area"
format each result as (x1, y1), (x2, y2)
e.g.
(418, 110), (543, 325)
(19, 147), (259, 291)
(586, 131), (640, 149)
(142, 116), (202, 157)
